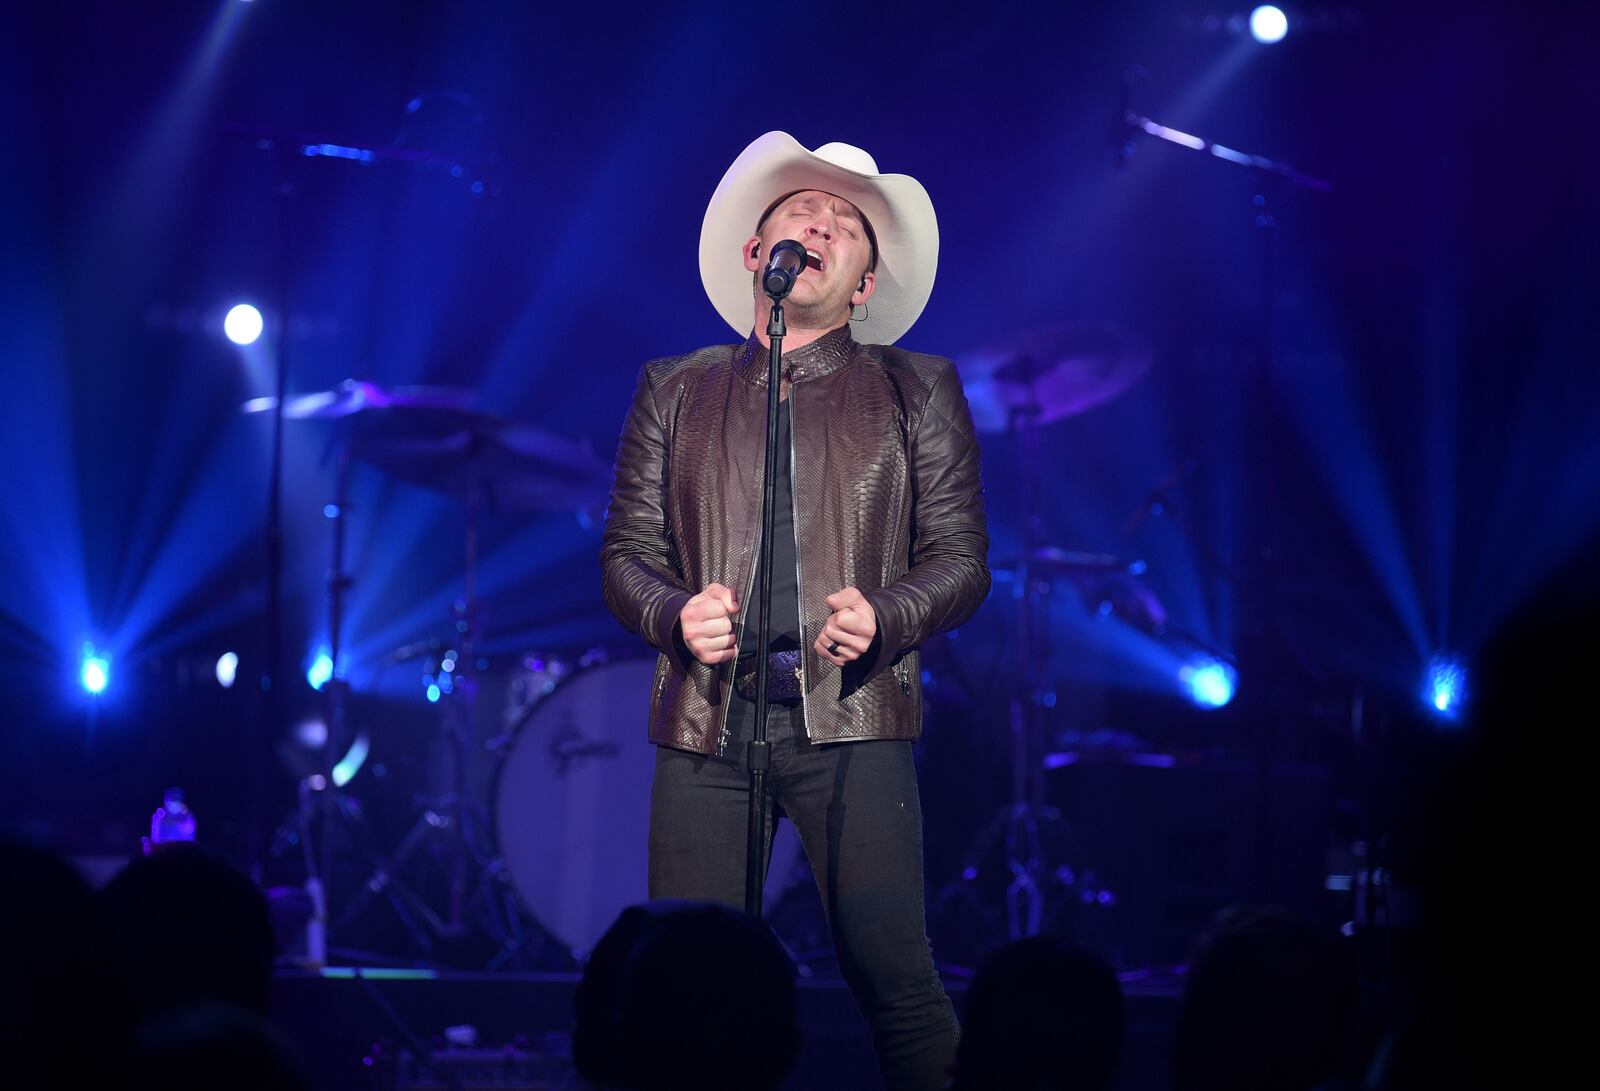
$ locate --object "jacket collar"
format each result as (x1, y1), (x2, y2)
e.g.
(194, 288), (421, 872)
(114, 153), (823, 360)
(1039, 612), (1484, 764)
(733, 323), (856, 387)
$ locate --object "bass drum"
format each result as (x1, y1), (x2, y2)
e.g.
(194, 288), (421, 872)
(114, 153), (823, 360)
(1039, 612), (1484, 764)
(493, 656), (802, 959)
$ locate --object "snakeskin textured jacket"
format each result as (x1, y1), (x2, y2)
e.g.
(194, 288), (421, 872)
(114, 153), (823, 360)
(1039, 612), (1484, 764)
(600, 324), (990, 754)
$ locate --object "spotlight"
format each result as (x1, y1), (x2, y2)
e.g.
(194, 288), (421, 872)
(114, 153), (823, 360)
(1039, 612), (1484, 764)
(1249, 5), (1289, 44)
(224, 303), (263, 345)
(1180, 657), (1237, 709)
(1424, 655), (1468, 723)
(306, 647), (333, 691)
(80, 645), (110, 695)
(294, 718), (329, 748)
(215, 651), (239, 689)
(332, 733), (370, 787)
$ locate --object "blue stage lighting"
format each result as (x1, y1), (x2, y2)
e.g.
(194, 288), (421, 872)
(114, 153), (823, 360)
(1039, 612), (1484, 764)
(306, 647), (334, 691)
(426, 683), (441, 703)
(332, 734), (370, 787)
(1424, 655), (1468, 722)
(81, 645), (110, 695)
(215, 651), (239, 689)
(294, 718), (328, 749)
(1250, 5), (1288, 44)
(224, 303), (263, 345)
(1180, 657), (1237, 709)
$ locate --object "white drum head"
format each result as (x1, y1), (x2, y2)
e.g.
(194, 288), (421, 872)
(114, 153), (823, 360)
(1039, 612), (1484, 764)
(494, 657), (802, 957)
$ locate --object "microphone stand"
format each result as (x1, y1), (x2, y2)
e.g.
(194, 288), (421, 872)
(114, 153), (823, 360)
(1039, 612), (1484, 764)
(744, 290), (789, 918)
(230, 118), (486, 936)
(1115, 84), (1331, 906)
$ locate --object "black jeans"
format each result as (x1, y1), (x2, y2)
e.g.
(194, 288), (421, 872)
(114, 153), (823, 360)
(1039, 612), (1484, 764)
(648, 695), (959, 1091)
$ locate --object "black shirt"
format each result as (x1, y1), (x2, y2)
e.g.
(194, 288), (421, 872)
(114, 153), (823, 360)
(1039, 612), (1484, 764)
(738, 397), (801, 653)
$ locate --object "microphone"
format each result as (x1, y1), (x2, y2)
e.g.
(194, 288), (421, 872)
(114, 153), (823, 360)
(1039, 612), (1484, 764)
(762, 239), (808, 299)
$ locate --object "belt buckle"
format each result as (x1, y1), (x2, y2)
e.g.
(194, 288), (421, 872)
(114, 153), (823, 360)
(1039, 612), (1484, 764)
(773, 648), (803, 702)
(734, 650), (804, 703)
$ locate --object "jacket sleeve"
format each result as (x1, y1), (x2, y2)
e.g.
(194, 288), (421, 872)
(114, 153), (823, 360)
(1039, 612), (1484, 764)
(863, 360), (991, 673)
(599, 363), (695, 658)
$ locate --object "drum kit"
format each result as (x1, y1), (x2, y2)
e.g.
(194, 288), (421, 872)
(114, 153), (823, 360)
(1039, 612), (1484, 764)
(248, 379), (619, 964)
(928, 322), (1171, 959)
(251, 319), (1174, 970)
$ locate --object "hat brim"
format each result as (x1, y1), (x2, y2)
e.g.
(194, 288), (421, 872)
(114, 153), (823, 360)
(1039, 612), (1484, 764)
(699, 131), (939, 346)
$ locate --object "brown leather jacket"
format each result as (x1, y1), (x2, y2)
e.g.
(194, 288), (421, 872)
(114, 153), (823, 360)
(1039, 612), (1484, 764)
(600, 324), (990, 754)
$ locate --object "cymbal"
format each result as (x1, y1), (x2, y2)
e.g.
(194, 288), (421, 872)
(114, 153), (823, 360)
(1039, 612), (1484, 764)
(990, 546), (1126, 576)
(243, 379), (609, 514)
(344, 411), (610, 514)
(242, 379), (478, 419)
(957, 324), (1151, 433)
(992, 547), (1167, 635)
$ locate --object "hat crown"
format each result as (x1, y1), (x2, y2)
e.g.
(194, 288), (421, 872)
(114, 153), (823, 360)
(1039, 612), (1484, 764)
(811, 142), (879, 176)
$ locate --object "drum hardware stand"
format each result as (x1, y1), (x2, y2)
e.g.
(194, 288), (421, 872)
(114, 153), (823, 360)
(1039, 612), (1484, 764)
(253, 133), (296, 880)
(931, 379), (1104, 951)
(1118, 82), (1332, 904)
(335, 459), (534, 967)
(924, 320), (1155, 963)
(231, 111), (489, 889)
(268, 439), (403, 964)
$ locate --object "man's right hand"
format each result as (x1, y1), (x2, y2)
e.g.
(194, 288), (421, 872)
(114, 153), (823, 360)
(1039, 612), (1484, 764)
(679, 583), (740, 665)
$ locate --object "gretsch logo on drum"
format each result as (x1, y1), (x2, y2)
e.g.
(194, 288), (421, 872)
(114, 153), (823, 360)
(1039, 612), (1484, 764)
(546, 715), (622, 777)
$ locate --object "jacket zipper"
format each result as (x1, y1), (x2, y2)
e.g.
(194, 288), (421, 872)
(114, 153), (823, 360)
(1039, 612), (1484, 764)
(716, 391), (768, 755)
(717, 507), (762, 756)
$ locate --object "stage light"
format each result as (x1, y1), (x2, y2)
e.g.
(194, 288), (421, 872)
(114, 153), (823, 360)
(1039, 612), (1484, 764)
(294, 718), (328, 748)
(1424, 655), (1468, 723)
(332, 733), (370, 787)
(224, 303), (263, 345)
(80, 645), (110, 695)
(306, 647), (333, 691)
(215, 651), (239, 688)
(1180, 657), (1237, 709)
(426, 683), (441, 703)
(1250, 5), (1288, 44)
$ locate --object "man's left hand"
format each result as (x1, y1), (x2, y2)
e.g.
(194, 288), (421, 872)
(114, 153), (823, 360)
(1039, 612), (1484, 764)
(815, 587), (876, 666)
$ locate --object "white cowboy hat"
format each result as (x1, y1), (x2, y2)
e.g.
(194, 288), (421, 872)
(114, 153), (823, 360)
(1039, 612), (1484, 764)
(699, 131), (939, 346)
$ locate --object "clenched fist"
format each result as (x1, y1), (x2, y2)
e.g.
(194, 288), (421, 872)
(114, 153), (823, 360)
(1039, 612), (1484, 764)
(814, 587), (876, 666)
(679, 583), (741, 665)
